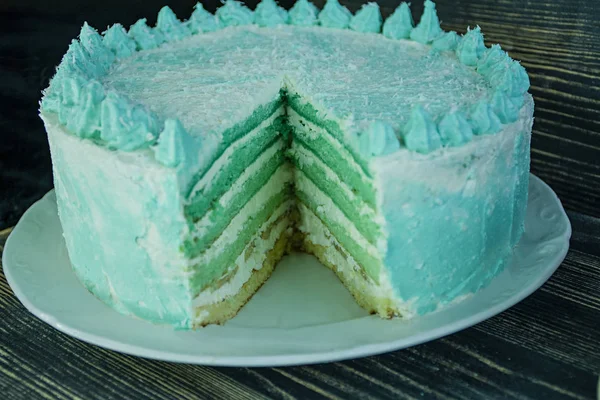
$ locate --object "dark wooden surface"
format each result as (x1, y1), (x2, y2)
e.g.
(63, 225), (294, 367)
(1, 0), (599, 398)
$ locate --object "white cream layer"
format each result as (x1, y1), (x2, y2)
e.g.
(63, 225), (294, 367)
(190, 164), (293, 264)
(191, 139), (287, 240)
(187, 107), (284, 201)
(294, 170), (383, 258)
(192, 200), (293, 308)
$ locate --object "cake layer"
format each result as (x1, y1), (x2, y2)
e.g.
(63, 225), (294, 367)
(183, 139), (287, 257)
(185, 108), (286, 221)
(294, 170), (383, 281)
(188, 165), (293, 295)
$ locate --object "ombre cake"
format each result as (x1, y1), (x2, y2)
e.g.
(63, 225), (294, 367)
(40, 0), (533, 328)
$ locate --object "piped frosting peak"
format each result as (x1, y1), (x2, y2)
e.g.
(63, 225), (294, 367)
(410, 0), (443, 44)
(188, 3), (220, 33)
(476, 44), (509, 78)
(403, 106), (442, 154)
(491, 89), (519, 124)
(100, 91), (160, 151)
(216, 1), (254, 27)
(318, 0), (352, 29)
(456, 26), (486, 66)
(432, 31), (460, 51)
(438, 111), (473, 147)
(156, 6), (192, 42)
(65, 80), (106, 139)
(492, 60), (530, 98)
(154, 119), (193, 167)
(359, 120), (400, 157)
(79, 23), (115, 73)
(349, 3), (382, 33)
(382, 2), (413, 40)
(255, 0), (288, 27)
(289, 0), (318, 26)
(129, 18), (166, 50)
(470, 101), (502, 135)
(103, 24), (137, 59)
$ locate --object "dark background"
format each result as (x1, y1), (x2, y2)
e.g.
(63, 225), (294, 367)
(0, 1), (599, 398)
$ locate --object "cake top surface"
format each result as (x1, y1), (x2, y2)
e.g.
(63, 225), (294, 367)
(101, 24), (491, 137)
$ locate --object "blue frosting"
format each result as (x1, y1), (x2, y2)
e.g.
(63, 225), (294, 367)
(66, 80), (106, 139)
(438, 111), (473, 147)
(129, 18), (166, 51)
(63, 39), (103, 78)
(470, 101), (502, 135)
(216, 1), (255, 27)
(58, 74), (87, 126)
(156, 6), (192, 42)
(318, 0), (352, 29)
(154, 119), (193, 167)
(476, 44), (509, 78)
(491, 90), (519, 123)
(432, 31), (460, 51)
(456, 26), (486, 66)
(382, 2), (413, 40)
(403, 105), (442, 153)
(255, 0), (288, 27)
(288, 0), (319, 26)
(100, 91), (160, 151)
(79, 23), (115, 73)
(410, 0), (443, 44)
(491, 61), (530, 98)
(359, 120), (400, 157)
(349, 3), (382, 34)
(188, 3), (221, 33)
(103, 24), (137, 59)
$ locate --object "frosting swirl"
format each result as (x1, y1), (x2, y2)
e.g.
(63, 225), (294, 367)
(403, 105), (442, 153)
(359, 120), (400, 157)
(255, 0), (288, 27)
(438, 111), (473, 147)
(188, 3), (221, 33)
(318, 0), (352, 29)
(66, 80), (105, 138)
(476, 44), (509, 78)
(103, 24), (137, 59)
(289, 0), (318, 26)
(349, 3), (382, 34)
(216, 1), (255, 27)
(154, 119), (192, 167)
(382, 2), (413, 40)
(156, 6), (192, 42)
(129, 18), (166, 51)
(470, 101), (502, 135)
(491, 90), (519, 123)
(432, 31), (460, 51)
(79, 23), (115, 73)
(456, 26), (486, 66)
(410, 0), (443, 44)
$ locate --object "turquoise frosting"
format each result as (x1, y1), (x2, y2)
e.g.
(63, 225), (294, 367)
(410, 0), (443, 44)
(456, 26), (486, 66)
(359, 120), (400, 157)
(491, 90), (519, 123)
(103, 24), (137, 59)
(255, 0), (288, 27)
(476, 44), (509, 78)
(156, 6), (192, 42)
(432, 31), (460, 51)
(58, 74), (87, 126)
(64, 39), (102, 78)
(288, 0), (318, 26)
(438, 111), (473, 147)
(154, 119), (193, 167)
(318, 0), (352, 29)
(470, 101), (502, 135)
(382, 2), (413, 40)
(188, 3), (221, 33)
(349, 3), (382, 33)
(66, 80), (106, 139)
(79, 23), (115, 73)
(129, 18), (166, 51)
(403, 106), (442, 153)
(100, 91), (159, 151)
(216, 1), (255, 27)
(491, 61), (530, 98)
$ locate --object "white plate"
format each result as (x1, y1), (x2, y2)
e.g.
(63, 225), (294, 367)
(3, 175), (571, 367)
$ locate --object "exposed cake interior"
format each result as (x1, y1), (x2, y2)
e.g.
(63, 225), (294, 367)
(180, 86), (395, 326)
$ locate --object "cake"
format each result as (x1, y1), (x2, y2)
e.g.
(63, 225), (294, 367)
(39, 0), (533, 329)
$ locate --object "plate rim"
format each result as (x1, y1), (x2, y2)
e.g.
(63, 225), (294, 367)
(3, 174), (572, 367)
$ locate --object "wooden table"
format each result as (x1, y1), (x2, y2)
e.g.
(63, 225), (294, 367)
(1, 0), (599, 398)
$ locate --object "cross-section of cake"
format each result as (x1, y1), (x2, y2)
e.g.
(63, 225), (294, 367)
(40, 0), (533, 329)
